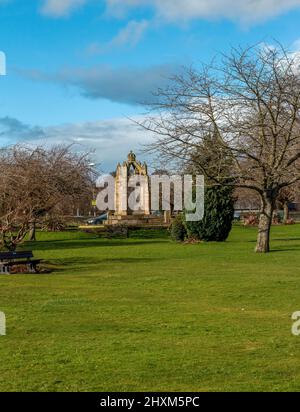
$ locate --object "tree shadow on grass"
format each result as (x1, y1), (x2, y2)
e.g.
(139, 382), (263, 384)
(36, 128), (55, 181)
(247, 237), (300, 244)
(247, 243), (300, 252)
(46, 256), (166, 274)
(268, 247), (300, 253)
(24, 239), (167, 251)
(271, 237), (300, 242)
(240, 238), (300, 253)
(55, 256), (165, 265)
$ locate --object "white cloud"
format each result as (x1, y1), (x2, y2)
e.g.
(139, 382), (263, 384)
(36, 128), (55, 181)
(0, 116), (153, 172)
(87, 20), (149, 55)
(41, 0), (300, 22)
(259, 40), (300, 74)
(106, 0), (300, 23)
(43, 117), (153, 171)
(41, 0), (88, 17)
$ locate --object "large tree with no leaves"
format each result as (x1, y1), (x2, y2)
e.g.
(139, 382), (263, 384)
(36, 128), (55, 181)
(0, 145), (94, 251)
(142, 44), (300, 253)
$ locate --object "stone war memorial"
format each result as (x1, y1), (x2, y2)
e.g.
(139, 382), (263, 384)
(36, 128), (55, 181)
(105, 151), (170, 227)
(115, 151), (150, 216)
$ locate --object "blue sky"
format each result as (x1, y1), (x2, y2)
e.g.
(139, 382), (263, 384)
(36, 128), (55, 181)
(1, 0), (300, 170)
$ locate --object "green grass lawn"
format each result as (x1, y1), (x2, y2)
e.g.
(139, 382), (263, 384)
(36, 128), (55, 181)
(1, 224), (300, 392)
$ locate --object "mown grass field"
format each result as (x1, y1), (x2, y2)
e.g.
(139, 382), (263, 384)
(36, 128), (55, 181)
(1, 225), (300, 392)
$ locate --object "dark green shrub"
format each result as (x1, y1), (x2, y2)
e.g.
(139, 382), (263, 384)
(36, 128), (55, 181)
(105, 224), (129, 239)
(170, 214), (187, 242)
(185, 185), (234, 242)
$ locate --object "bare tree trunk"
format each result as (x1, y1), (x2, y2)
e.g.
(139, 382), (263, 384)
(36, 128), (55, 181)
(283, 202), (289, 224)
(255, 196), (273, 253)
(28, 221), (36, 242)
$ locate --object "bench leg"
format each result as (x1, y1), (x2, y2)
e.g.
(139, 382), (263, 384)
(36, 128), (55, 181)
(0, 265), (10, 274)
(27, 263), (38, 273)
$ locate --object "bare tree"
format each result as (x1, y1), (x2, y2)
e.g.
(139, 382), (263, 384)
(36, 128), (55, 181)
(277, 185), (298, 223)
(141, 44), (300, 253)
(0, 145), (94, 251)
(235, 188), (260, 212)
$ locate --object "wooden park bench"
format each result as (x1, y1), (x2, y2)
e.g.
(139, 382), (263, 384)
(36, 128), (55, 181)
(0, 251), (41, 274)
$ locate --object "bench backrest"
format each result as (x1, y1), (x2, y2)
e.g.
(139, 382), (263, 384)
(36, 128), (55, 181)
(0, 251), (33, 261)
